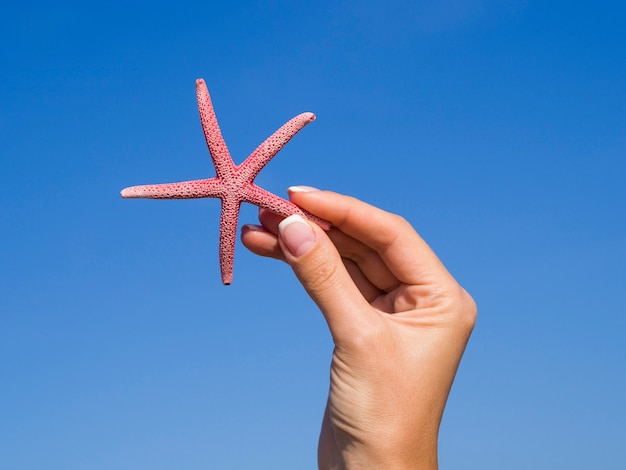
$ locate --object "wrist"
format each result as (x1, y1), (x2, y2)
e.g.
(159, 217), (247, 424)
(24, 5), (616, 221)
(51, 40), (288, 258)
(340, 443), (438, 470)
(319, 434), (438, 470)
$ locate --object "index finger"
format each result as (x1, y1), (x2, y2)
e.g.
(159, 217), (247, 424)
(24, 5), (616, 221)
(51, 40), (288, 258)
(288, 188), (454, 286)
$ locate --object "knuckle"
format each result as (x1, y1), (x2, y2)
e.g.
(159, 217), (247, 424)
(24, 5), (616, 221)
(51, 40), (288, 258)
(432, 283), (477, 331)
(454, 287), (478, 330)
(297, 250), (341, 295)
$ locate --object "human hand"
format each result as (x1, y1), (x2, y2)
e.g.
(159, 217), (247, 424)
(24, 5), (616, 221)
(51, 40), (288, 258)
(241, 187), (476, 469)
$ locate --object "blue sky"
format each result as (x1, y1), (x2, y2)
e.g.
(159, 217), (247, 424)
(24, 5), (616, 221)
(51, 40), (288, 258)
(1, 1), (625, 468)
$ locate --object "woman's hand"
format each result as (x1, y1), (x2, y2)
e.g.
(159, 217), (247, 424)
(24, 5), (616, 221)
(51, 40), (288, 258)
(241, 187), (476, 469)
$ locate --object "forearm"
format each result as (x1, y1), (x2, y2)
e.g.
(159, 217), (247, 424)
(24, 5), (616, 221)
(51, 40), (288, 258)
(319, 442), (438, 470)
(318, 405), (439, 470)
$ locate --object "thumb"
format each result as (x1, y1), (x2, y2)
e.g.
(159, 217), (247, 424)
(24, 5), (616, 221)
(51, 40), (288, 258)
(278, 214), (372, 340)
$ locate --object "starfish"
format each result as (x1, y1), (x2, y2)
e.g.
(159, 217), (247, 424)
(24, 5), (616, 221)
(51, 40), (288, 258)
(121, 78), (329, 285)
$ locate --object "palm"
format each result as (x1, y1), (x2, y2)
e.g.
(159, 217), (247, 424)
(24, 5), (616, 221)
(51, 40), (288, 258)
(241, 190), (476, 469)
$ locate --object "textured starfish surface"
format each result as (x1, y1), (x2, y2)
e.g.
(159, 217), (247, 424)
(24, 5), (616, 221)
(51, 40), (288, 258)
(121, 78), (329, 285)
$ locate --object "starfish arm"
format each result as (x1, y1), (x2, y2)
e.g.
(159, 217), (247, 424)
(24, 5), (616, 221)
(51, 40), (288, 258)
(196, 79), (236, 180)
(122, 79), (325, 284)
(244, 184), (331, 230)
(218, 196), (241, 285)
(121, 178), (223, 199)
(238, 112), (316, 182)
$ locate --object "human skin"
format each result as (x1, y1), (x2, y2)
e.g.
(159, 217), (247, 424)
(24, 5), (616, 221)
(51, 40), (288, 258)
(241, 187), (477, 469)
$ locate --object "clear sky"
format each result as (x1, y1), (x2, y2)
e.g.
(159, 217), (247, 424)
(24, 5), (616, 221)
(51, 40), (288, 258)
(1, 1), (625, 468)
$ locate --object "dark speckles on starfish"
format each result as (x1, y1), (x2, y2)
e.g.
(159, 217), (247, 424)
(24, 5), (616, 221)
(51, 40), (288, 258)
(121, 79), (329, 285)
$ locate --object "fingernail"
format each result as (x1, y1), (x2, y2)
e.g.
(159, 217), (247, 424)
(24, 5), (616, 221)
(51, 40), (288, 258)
(287, 185), (320, 193)
(278, 214), (316, 257)
(242, 224), (266, 232)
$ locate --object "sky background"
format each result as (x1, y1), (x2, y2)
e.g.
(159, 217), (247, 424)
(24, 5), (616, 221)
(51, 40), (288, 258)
(1, 1), (625, 468)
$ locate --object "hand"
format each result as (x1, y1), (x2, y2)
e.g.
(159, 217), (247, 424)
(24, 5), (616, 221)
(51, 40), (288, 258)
(241, 188), (476, 469)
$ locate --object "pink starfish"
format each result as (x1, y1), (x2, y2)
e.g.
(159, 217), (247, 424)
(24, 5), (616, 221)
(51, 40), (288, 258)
(121, 78), (329, 285)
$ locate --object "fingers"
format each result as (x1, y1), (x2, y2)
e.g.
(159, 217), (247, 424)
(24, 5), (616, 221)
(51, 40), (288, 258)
(241, 216), (386, 304)
(327, 229), (399, 293)
(253, 207), (400, 293)
(240, 224), (284, 260)
(343, 258), (386, 306)
(287, 188), (454, 287)
(276, 214), (374, 340)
